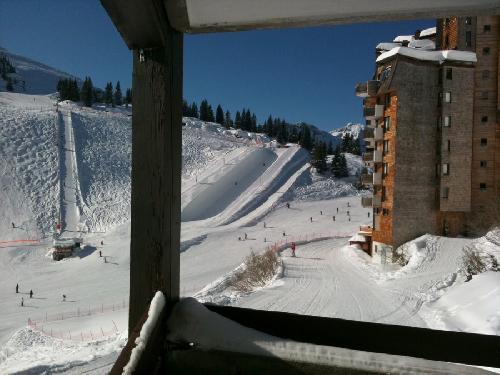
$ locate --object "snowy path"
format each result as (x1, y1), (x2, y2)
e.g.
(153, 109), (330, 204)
(59, 111), (81, 236)
(237, 239), (427, 328)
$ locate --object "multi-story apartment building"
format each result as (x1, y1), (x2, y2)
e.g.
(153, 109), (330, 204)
(355, 19), (500, 260)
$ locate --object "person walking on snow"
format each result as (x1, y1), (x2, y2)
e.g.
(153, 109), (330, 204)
(21, 297), (24, 307)
(29, 290), (33, 298)
(333, 216), (335, 221)
(244, 233), (248, 240)
(310, 217), (313, 223)
(286, 203), (290, 209)
(336, 207), (339, 213)
(320, 211), (323, 215)
(16, 283), (19, 293)
(62, 294), (66, 302)
(263, 222), (266, 228)
(11, 222), (15, 228)
(291, 242), (296, 257)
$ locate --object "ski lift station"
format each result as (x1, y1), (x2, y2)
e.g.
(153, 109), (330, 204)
(52, 237), (82, 261)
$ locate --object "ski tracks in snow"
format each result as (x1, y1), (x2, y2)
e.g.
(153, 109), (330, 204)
(237, 239), (427, 327)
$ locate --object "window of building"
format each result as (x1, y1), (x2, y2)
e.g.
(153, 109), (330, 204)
(384, 116), (391, 131)
(374, 208), (380, 215)
(441, 187), (449, 199)
(480, 160), (487, 168)
(481, 138), (488, 146)
(484, 24), (491, 32)
(442, 163), (449, 175)
(481, 91), (489, 100)
(483, 47), (490, 55)
(445, 68), (452, 80)
(383, 163), (388, 177)
(382, 208), (390, 216)
(481, 116), (488, 123)
(383, 140), (389, 155)
(444, 115), (451, 127)
(465, 31), (472, 47)
(482, 70), (490, 79)
(480, 183), (487, 191)
(384, 94), (391, 107)
(447, 140), (451, 152)
(381, 186), (386, 202)
(465, 17), (472, 25)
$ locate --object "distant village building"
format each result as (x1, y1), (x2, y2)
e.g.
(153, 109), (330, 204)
(356, 17), (500, 259)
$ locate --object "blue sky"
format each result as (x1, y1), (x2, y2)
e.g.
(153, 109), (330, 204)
(0, 1), (434, 131)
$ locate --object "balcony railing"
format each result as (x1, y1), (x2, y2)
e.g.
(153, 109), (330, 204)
(372, 195), (382, 207)
(365, 139), (375, 150)
(362, 152), (373, 162)
(364, 107), (375, 119)
(355, 80), (380, 97)
(361, 173), (373, 185)
(374, 127), (384, 141)
(355, 82), (368, 97)
(373, 150), (383, 163)
(364, 128), (374, 140)
(373, 172), (382, 185)
(361, 196), (372, 207)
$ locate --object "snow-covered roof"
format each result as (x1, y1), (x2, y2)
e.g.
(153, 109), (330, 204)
(393, 35), (414, 43)
(376, 47), (477, 64)
(349, 233), (367, 242)
(53, 238), (77, 247)
(407, 39), (435, 50)
(420, 27), (437, 38)
(376, 42), (401, 51)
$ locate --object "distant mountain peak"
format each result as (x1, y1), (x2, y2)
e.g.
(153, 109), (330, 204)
(330, 123), (364, 140)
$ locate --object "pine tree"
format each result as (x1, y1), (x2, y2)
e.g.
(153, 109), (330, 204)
(104, 82), (113, 105)
(244, 109), (252, 131)
(182, 100), (189, 116)
(224, 110), (232, 128)
(339, 154), (349, 177)
(190, 102), (198, 118)
(207, 105), (215, 122)
(199, 99), (208, 121)
(299, 124), (313, 151)
(114, 81), (122, 106)
(80, 76), (93, 107)
(6, 78), (13, 92)
(251, 113), (257, 132)
(311, 142), (327, 173)
(215, 104), (224, 125)
(235, 111), (242, 128)
(264, 115), (273, 137)
(125, 88), (132, 107)
(327, 141), (334, 155)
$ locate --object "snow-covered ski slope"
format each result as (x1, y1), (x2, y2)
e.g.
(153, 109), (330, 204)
(0, 46), (82, 95)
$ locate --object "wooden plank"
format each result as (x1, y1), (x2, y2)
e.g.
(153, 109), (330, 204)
(100, 0), (166, 48)
(205, 304), (500, 368)
(128, 23), (183, 332)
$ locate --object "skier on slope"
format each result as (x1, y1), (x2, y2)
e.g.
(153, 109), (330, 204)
(291, 242), (296, 257)
(29, 290), (33, 298)
(16, 283), (19, 293)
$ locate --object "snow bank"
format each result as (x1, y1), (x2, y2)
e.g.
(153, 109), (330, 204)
(393, 35), (414, 43)
(0, 327), (126, 374)
(376, 42), (401, 51)
(377, 47), (477, 64)
(408, 39), (435, 50)
(123, 291), (165, 375)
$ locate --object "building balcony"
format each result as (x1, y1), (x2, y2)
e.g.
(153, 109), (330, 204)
(373, 172), (382, 185)
(374, 104), (384, 119)
(374, 215), (381, 230)
(355, 80), (380, 97)
(372, 195), (382, 207)
(364, 128), (374, 141)
(366, 119), (376, 128)
(362, 152), (373, 162)
(364, 104), (384, 120)
(355, 82), (368, 97)
(365, 139), (375, 150)
(374, 127), (384, 141)
(373, 149), (383, 163)
(361, 173), (373, 185)
(361, 196), (373, 207)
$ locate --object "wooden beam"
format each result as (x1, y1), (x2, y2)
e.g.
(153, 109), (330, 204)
(128, 24), (183, 332)
(206, 304), (500, 368)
